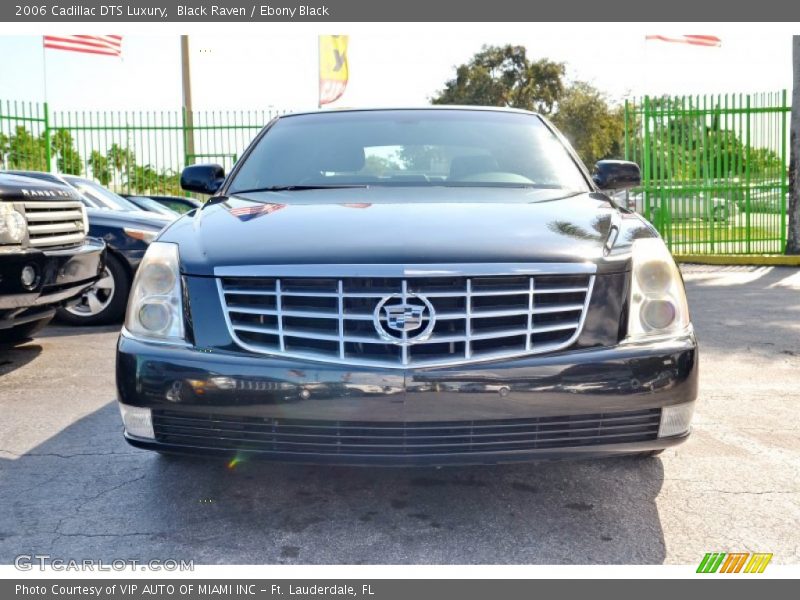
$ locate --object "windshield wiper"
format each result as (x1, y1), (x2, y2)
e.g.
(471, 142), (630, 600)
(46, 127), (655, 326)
(231, 184), (368, 194)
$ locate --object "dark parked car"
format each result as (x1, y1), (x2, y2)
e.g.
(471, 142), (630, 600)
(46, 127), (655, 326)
(123, 194), (202, 214)
(123, 195), (181, 217)
(4, 172), (171, 325)
(116, 108), (698, 466)
(0, 173), (105, 343)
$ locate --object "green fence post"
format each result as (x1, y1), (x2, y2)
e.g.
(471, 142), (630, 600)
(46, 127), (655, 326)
(780, 89), (788, 253)
(745, 95), (751, 254)
(642, 96), (651, 227)
(181, 106), (189, 168)
(43, 101), (52, 173)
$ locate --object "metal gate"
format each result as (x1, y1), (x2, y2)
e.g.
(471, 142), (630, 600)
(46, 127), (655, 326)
(624, 92), (790, 254)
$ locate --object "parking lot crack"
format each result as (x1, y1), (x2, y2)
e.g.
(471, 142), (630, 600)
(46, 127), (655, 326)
(0, 449), (142, 459)
(80, 473), (147, 502)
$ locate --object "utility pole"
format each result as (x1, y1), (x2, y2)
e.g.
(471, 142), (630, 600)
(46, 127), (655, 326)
(181, 35), (196, 167)
(788, 35), (800, 254)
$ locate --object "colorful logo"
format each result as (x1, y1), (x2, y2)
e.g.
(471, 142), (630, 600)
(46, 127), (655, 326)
(697, 552), (773, 573)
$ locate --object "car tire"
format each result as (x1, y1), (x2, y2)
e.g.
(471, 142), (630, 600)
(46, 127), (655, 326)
(0, 315), (53, 345)
(56, 253), (130, 326)
(712, 205), (729, 222)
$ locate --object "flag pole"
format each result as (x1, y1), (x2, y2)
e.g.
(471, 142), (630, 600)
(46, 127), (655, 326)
(41, 38), (52, 172)
(41, 40), (48, 103)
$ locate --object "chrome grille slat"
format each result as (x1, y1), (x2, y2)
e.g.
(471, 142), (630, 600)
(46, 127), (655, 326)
(21, 200), (87, 248)
(24, 209), (84, 222)
(531, 303), (584, 314)
(221, 287), (590, 298)
(27, 222), (84, 234)
(218, 265), (595, 368)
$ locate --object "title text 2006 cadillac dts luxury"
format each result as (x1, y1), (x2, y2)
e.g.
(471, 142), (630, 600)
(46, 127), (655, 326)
(115, 108), (698, 465)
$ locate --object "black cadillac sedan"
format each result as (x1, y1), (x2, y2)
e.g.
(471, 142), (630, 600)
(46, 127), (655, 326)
(116, 107), (698, 466)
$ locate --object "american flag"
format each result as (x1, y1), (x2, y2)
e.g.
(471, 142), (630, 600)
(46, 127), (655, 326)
(43, 35), (123, 57)
(228, 203), (286, 222)
(645, 35), (721, 48)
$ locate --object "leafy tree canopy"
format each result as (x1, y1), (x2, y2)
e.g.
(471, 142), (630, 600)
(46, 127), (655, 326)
(432, 45), (565, 115)
(431, 45), (624, 166)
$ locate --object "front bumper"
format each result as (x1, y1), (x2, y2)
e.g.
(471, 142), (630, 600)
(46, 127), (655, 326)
(0, 239), (106, 329)
(116, 330), (698, 466)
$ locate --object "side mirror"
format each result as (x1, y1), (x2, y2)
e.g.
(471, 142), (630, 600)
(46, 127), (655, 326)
(592, 160), (641, 191)
(180, 164), (225, 195)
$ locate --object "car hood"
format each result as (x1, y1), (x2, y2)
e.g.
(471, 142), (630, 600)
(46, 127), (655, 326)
(0, 173), (82, 202)
(164, 187), (645, 276)
(86, 207), (172, 230)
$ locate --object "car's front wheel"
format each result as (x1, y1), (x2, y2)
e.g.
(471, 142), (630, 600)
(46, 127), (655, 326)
(57, 254), (130, 325)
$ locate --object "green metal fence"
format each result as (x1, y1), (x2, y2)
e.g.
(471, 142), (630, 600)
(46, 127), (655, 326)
(0, 100), (52, 172)
(624, 92), (790, 254)
(2, 95), (792, 255)
(0, 98), (278, 196)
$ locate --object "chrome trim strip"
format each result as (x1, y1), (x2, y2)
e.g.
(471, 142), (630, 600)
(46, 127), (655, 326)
(120, 327), (192, 348)
(215, 262), (597, 278)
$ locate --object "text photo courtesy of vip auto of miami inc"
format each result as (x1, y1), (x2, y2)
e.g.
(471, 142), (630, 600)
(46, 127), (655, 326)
(0, 12), (799, 588)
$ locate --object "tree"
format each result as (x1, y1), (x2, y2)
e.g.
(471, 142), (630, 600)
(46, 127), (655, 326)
(362, 154), (402, 176)
(431, 45), (627, 166)
(6, 126), (46, 170)
(50, 129), (82, 175)
(0, 132), (9, 169)
(788, 36), (800, 255)
(126, 164), (160, 193)
(88, 150), (111, 186)
(431, 45), (565, 115)
(551, 81), (625, 167)
(107, 143), (136, 180)
(125, 164), (181, 195)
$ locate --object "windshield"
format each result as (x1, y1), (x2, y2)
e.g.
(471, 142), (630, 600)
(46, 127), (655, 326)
(228, 109), (590, 194)
(65, 177), (141, 211)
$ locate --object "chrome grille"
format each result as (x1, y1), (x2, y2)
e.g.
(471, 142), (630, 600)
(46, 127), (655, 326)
(22, 200), (87, 248)
(217, 264), (595, 368)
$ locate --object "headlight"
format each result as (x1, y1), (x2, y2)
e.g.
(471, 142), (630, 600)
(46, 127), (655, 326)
(0, 203), (27, 244)
(628, 238), (690, 338)
(124, 242), (184, 341)
(124, 227), (159, 243)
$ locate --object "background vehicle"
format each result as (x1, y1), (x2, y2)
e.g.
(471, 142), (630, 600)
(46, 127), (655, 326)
(0, 173), (105, 343)
(123, 193), (202, 214)
(123, 195), (181, 217)
(4, 171), (172, 325)
(613, 189), (736, 222)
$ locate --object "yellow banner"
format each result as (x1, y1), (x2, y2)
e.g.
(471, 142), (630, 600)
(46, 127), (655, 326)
(319, 35), (349, 106)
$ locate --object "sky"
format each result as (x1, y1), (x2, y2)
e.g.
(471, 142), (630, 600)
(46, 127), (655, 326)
(0, 24), (796, 113)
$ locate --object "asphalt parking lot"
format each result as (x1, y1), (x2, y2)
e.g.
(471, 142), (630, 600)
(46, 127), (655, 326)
(1, 265), (798, 565)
